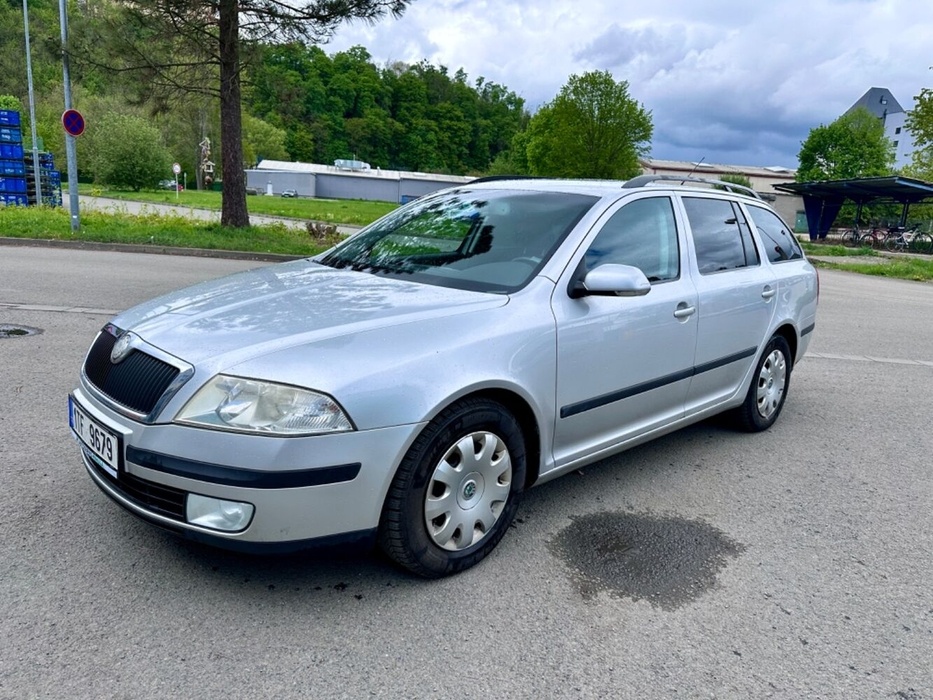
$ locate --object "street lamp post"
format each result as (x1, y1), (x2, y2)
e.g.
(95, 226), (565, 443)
(22, 0), (42, 205)
(59, 0), (79, 232)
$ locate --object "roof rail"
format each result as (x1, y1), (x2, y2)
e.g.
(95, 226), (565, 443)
(468, 175), (545, 185)
(622, 174), (762, 200)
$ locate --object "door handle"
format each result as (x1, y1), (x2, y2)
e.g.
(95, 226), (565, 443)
(761, 286), (776, 300)
(673, 302), (696, 319)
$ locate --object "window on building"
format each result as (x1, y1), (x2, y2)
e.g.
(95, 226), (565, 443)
(895, 127), (902, 135)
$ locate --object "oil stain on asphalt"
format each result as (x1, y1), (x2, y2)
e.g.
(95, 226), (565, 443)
(549, 511), (745, 610)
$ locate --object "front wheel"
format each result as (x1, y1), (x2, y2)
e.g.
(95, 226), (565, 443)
(732, 335), (792, 432)
(378, 398), (526, 577)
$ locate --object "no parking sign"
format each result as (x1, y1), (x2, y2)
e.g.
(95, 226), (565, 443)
(62, 109), (85, 137)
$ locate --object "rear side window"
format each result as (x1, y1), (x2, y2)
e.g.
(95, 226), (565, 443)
(746, 205), (803, 263)
(683, 197), (759, 274)
(584, 197), (679, 282)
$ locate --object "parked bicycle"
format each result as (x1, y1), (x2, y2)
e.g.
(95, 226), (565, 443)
(883, 226), (933, 254)
(841, 226), (884, 248)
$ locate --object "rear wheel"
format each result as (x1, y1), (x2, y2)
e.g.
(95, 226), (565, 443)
(732, 335), (792, 432)
(841, 229), (860, 247)
(911, 232), (933, 254)
(378, 398), (526, 578)
(859, 232), (880, 249)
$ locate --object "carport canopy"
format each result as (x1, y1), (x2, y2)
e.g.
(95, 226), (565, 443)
(774, 176), (933, 240)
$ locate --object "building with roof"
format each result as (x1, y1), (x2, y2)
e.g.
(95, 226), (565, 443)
(846, 87), (914, 169)
(639, 158), (803, 228)
(246, 159), (472, 204)
(248, 156), (808, 232)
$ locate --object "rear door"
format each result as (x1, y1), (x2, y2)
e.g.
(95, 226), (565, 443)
(679, 195), (777, 414)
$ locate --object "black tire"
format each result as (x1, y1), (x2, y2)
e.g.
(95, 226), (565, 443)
(859, 233), (879, 249)
(378, 398), (526, 578)
(732, 335), (792, 432)
(912, 233), (933, 255)
(883, 234), (900, 252)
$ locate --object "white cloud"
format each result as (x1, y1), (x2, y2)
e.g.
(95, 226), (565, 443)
(328, 0), (933, 168)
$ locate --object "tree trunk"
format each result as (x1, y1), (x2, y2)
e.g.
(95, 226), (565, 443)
(218, 0), (249, 227)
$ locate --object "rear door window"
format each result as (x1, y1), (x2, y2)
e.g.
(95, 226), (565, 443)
(683, 197), (760, 274)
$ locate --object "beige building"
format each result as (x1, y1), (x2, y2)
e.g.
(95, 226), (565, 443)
(640, 158), (805, 230)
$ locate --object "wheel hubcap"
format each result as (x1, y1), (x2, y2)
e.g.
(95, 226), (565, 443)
(756, 349), (787, 419)
(424, 431), (512, 552)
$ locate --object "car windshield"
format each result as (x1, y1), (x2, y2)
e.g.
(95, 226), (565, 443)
(317, 188), (598, 293)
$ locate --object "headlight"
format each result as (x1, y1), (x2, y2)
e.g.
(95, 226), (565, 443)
(175, 375), (353, 435)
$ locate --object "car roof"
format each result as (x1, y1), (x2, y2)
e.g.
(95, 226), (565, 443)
(462, 175), (763, 202)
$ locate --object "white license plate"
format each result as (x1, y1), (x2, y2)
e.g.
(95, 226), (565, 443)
(69, 396), (121, 478)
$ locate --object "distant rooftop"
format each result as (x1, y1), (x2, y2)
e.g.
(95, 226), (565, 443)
(641, 158), (796, 178)
(255, 159), (472, 184)
(846, 87), (905, 118)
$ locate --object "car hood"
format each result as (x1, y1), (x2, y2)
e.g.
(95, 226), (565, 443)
(113, 259), (508, 367)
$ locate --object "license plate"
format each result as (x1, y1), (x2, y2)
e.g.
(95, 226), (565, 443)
(69, 396), (122, 478)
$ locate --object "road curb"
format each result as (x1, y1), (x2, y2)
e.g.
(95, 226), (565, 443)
(0, 236), (303, 263)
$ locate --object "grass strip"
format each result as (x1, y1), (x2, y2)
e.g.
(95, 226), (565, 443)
(0, 205), (329, 257)
(78, 185), (397, 225)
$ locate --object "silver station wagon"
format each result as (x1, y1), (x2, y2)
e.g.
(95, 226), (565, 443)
(69, 175), (818, 577)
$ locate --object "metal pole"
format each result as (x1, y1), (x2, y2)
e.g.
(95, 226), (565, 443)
(59, 0), (79, 232)
(22, 0), (42, 204)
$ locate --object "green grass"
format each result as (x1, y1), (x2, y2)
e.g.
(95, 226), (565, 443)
(817, 256), (933, 282)
(800, 241), (877, 257)
(78, 184), (397, 225)
(801, 240), (933, 282)
(0, 205), (331, 257)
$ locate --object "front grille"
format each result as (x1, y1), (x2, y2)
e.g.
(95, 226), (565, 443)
(84, 329), (180, 415)
(85, 449), (187, 521)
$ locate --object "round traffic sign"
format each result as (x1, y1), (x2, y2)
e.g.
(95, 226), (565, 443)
(172, 163), (181, 175)
(62, 109), (85, 137)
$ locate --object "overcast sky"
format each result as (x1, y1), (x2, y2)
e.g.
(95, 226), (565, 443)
(327, 0), (933, 169)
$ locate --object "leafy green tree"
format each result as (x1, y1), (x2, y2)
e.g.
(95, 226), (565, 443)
(523, 71), (652, 179)
(90, 113), (172, 191)
(796, 107), (894, 182)
(0, 95), (23, 112)
(905, 87), (933, 179)
(71, 1), (413, 227)
(242, 115), (288, 166)
(718, 173), (752, 189)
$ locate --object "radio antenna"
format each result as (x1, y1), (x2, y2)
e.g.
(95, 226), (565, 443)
(684, 157), (705, 183)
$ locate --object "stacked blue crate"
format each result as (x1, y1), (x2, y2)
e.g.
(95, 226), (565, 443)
(0, 110), (27, 206)
(28, 151), (62, 206)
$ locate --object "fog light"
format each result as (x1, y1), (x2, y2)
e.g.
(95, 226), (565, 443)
(186, 494), (254, 532)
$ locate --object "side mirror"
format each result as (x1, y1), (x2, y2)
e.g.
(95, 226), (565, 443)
(571, 263), (652, 298)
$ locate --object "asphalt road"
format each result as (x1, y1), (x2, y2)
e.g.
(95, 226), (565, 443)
(1, 246), (931, 699)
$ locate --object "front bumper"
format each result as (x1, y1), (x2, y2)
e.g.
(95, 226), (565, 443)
(71, 386), (423, 549)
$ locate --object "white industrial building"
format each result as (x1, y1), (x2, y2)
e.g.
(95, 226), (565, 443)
(246, 160), (472, 204)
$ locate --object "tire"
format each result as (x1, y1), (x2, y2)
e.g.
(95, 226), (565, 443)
(883, 234), (900, 252)
(378, 398), (526, 578)
(732, 335), (792, 432)
(859, 233), (879, 249)
(841, 230), (859, 247)
(911, 233), (933, 255)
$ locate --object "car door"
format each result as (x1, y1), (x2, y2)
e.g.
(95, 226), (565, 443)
(679, 195), (777, 414)
(551, 194), (698, 469)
